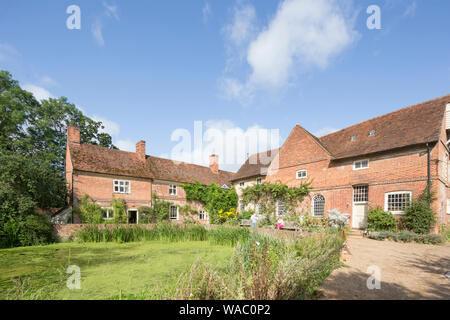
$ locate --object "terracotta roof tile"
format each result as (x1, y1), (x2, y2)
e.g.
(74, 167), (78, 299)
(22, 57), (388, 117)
(232, 149), (279, 181)
(69, 143), (233, 186)
(319, 94), (450, 159)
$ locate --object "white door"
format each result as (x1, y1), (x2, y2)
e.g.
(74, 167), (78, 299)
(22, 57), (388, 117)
(352, 204), (368, 229)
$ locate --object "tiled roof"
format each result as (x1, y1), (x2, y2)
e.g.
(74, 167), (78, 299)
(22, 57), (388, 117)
(69, 143), (234, 186)
(319, 94), (450, 160)
(232, 149), (280, 181)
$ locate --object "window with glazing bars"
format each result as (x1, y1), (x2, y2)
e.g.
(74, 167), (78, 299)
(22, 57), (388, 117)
(353, 185), (368, 203)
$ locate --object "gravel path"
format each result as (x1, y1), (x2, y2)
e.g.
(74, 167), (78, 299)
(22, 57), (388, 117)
(319, 238), (450, 300)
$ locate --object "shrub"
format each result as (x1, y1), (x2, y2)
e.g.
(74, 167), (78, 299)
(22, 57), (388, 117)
(138, 206), (153, 224)
(0, 214), (54, 248)
(112, 198), (127, 224)
(440, 224), (450, 241)
(368, 230), (444, 245)
(239, 210), (254, 220)
(401, 200), (435, 234)
(327, 209), (350, 229)
(78, 195), (103, 224)
(367, 207), (397, 231)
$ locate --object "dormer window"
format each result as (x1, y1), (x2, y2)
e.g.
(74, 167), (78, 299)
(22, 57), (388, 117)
(350, 135), (357, 142)
(369, 130), (376, 137)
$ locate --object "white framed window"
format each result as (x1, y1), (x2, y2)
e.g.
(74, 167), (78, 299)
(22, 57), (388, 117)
(239, 182), (245, 187)
(199, 210), (207, 221)
(101, 207), (114, 220)
(296, 170), (307, 179)
(169, 184), (177, 196)
(353, 159), (369, 170)
(256, 178), (262, 185)
(276, 200), (286, 216)
(353, 185), (369, 203)
(312, 194), (325, 217)
(169, 205), (178, 220)
(385, 191), (412, 214)
(113, 180), (130, 194)
(447, 199), (450, 215)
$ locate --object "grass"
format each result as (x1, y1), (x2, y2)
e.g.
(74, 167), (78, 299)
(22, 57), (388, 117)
(0, 241), (233, 300)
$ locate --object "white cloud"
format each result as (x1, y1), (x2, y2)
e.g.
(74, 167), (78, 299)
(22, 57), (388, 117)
(91, 3), (120, 46)
(403, 1), (417, 18)
(22, 84), (53, 101)
(40, 75), (58, 87)
(223, 2), (257, 47)
(91, 19), (105, 47)
(0, 43), (20, 62)
(248, 0), (357, 87)
(103, 1), (120, 21)
(116, 140), (135, 152)
(202, 2), (212, 24)
(169, 120), (282, 172)
(91, 115), (121, 137)
(314, 127), (339, 137)
(220, 0), (358, 104)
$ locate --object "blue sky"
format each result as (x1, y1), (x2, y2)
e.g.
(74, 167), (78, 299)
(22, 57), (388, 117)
(1, 0), (449, 171)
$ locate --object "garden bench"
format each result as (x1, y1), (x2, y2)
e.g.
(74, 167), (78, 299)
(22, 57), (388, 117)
(240, 219), (251, 227)
(281, 221), (300, 231)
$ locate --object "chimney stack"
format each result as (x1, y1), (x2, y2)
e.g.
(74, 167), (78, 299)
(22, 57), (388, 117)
(209, 154), (219, 174)
(136, 140), (146, 162)
(67, 125), (80, 144)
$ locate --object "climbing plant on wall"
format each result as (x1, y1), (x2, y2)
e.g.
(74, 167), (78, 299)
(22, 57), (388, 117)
(240, 181), (311, 218)
(182, 181), (238, 224)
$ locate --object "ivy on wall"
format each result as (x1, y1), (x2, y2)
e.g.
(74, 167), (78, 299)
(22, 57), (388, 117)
(240, 181), (311, 218)
(182, 181), (238, 224)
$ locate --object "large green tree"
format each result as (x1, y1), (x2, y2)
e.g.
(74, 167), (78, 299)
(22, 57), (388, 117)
(0, 70), (115, 236)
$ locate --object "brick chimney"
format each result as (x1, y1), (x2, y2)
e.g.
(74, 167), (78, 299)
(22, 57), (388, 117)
(67, 125), (80, 144)
(209, 154), (219, 174)
(136, 140), (146, 162)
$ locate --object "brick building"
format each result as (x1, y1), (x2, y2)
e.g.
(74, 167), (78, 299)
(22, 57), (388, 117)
(65, 126), (233, 224)
(234, 95), (450, 231)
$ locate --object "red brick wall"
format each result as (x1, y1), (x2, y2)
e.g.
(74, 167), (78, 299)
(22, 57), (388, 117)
(265, 125), (448, 232)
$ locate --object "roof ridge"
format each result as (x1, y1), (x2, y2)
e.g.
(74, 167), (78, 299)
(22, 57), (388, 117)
(148, 154), (235, 174)
(319, 94), (450, 139)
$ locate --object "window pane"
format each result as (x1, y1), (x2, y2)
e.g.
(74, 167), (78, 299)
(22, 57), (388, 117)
(313, 195), (325, 216)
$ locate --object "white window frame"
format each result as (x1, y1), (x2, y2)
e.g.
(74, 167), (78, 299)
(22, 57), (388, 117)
(447, 199), (450, 215)
(113, 180), (130, 194)
(384, 191), (412, 215)
(353, 159), (370, 171)
(169, 205), (179, 220)
(127, 209), (139, 224)
(239, 182), (245, 187)
(199, 210), (208, 221)
(353, 185), (369, 204)
(296, 170), (307, 180)
(101, 207), (114, 220)
(169, 184), (177, 196)
(256, 178), (262, 185)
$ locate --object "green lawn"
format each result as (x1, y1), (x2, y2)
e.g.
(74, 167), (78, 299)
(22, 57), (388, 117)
(0, 241), (233, 300)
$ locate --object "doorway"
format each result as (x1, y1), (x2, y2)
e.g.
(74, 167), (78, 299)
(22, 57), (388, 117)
(352, 185), (368, 229)
(128, 209), (138, 224)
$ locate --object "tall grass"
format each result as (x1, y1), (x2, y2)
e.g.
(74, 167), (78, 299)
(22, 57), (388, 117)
(173, 232), (344, 300)
(76, 223), (248, 245)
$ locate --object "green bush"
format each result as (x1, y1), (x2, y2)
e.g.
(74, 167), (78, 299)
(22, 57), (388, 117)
(0, 214), (54, 248)
(112, 198), (127, 224)
(401, 200), (435, 234)
(440, 224), (450, 241)
(239, 210), (254, 220)
(77, 195), (103, 224)
(368, 230), (444, 245)
(367, 207), (397, 231)
(138, 206), (153, 224)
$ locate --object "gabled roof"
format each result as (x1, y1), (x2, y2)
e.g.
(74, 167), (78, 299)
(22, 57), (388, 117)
(232, 149), (279, 181)
(69, 143), (234, 186)
(319, 94), (450, 160)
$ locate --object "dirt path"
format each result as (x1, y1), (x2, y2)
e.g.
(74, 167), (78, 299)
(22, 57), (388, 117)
(319, 238), (450, 300)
